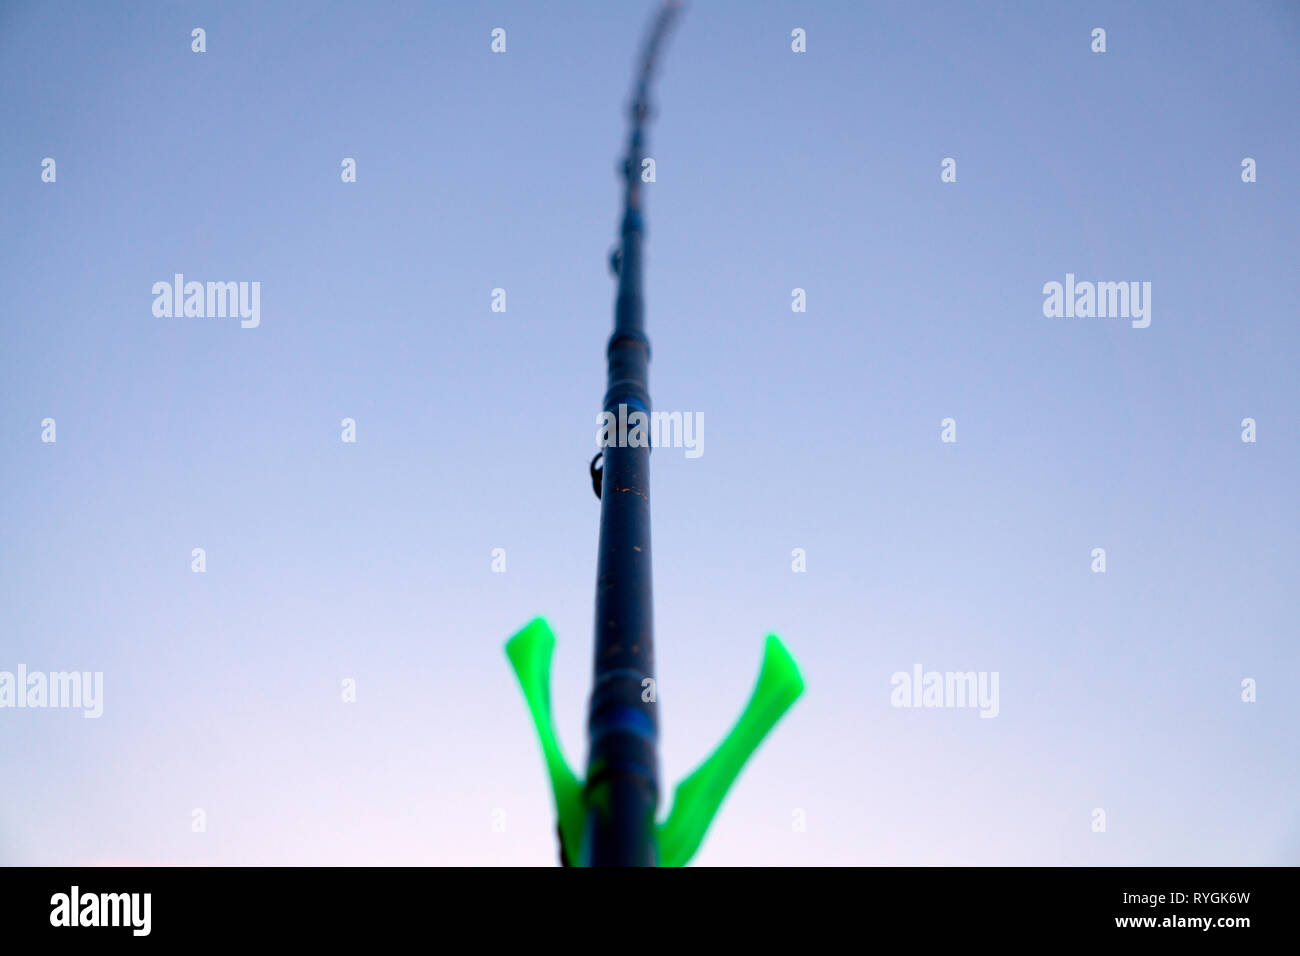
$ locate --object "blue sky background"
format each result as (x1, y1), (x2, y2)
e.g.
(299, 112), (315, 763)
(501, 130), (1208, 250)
(1, 0), (1297, 865)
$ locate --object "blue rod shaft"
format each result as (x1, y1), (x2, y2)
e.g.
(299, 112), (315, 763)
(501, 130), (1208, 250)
(584, 1), (681, 867)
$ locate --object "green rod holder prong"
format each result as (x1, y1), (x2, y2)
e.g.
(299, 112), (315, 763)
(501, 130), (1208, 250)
(508, 620), (804, 867)
(654, 634), (805, 867)
(505, 617), (586, 866)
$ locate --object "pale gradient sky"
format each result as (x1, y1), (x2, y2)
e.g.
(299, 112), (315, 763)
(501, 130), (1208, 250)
(1, 1), (1297, 866)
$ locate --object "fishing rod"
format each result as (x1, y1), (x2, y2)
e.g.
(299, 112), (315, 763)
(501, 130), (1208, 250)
(505, 1), (804, 867)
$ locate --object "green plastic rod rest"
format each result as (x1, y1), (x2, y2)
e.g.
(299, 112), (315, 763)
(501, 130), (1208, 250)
(505, 617), (585, 866)
(655, 634), (805, 867)
(506, 619), (805, 867)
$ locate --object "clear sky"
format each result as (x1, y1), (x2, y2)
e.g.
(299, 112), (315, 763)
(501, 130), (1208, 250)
(1, 0), (1296, 866)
